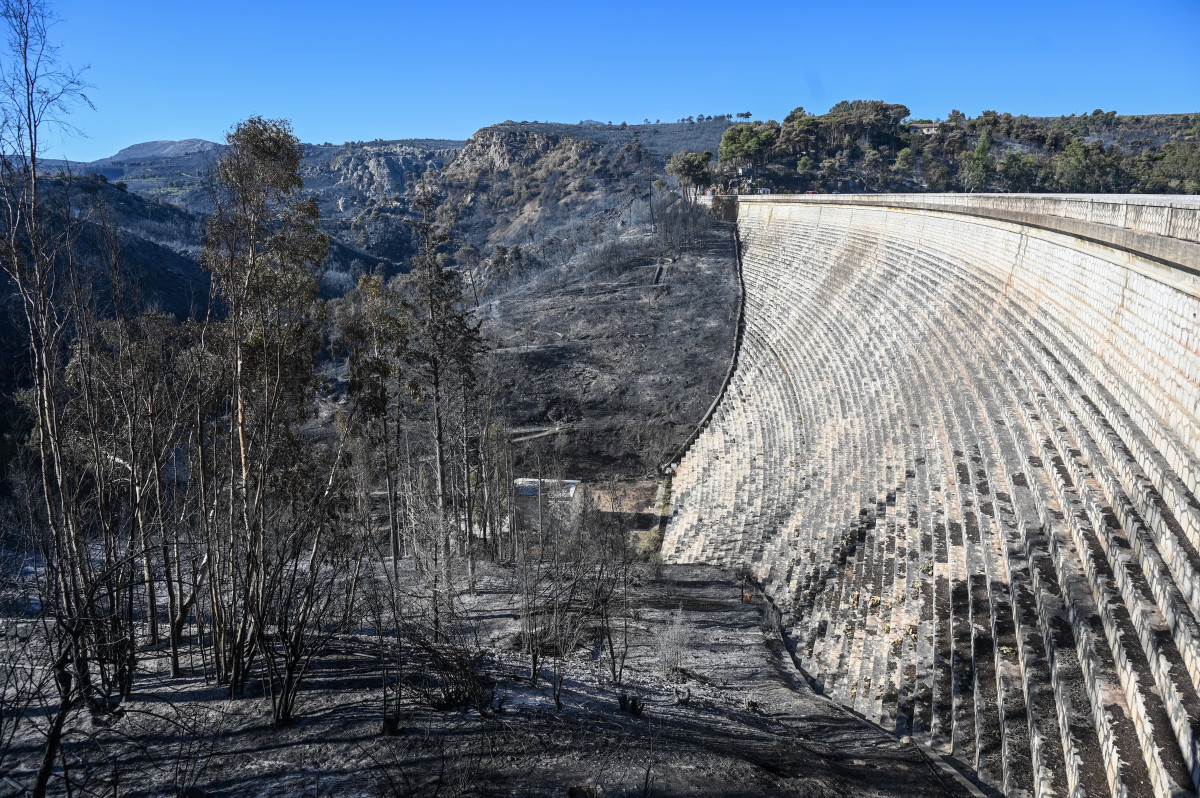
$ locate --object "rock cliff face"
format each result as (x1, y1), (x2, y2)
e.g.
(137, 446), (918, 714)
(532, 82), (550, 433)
(665, 194), (1200, 798)
(444, 129), (578, 175)
(298, 140), (462, 263)
(439, 127), (653, 249)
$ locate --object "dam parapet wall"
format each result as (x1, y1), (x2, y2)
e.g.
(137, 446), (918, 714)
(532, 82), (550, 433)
(666, 194), (1200, 798)
(740, 193), (1200, 287)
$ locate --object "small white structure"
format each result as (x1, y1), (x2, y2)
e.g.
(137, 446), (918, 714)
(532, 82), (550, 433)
(514, 478), (582, 535)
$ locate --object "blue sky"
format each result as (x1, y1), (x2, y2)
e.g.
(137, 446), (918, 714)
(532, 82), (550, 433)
(42, 0), (1200, 162)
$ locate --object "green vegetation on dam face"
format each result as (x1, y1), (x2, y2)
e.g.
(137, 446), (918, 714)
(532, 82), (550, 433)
(666, 195), (1200, 798)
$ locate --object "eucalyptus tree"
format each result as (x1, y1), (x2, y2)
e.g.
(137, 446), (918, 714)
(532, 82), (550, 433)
(404, 187), (483, 631)
(200, 116), (335, 705)
(0, 1), (124, 792)
(333, 273), (408, 571)
(665, 150), (713, 204)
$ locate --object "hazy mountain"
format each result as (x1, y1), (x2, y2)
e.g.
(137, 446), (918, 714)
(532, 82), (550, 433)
(94, 138), (220, 163)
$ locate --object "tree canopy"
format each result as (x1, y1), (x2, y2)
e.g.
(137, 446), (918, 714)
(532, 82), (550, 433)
(665, 150), (713, 200)
(718, 123), (779, 167)
(706, 99), (1200, 195)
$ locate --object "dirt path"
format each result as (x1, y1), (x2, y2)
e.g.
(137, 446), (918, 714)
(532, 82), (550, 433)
(607, 566), (971, 797)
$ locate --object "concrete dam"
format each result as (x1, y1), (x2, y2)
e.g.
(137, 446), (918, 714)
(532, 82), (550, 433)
(664, 194), (1200, 798)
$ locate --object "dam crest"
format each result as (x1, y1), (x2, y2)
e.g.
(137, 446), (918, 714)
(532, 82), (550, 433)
(665, 194), (1200, 798)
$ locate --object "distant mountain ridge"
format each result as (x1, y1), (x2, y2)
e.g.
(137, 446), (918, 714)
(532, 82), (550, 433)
(38, 122), (729, 273)
(95, 138), (221, 163)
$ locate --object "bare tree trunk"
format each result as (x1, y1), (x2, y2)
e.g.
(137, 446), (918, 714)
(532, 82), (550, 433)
(383, 417), (400, 580)
(461, 373), (476, 593)
(33, 647), (75, 798)
(431, 365), (449, 639)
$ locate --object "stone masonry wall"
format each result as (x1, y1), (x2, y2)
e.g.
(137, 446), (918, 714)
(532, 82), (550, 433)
(663, 195), (1200, 798)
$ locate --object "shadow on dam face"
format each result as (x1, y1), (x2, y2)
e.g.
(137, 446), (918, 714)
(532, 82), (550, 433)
(666, 194), (1200, 798)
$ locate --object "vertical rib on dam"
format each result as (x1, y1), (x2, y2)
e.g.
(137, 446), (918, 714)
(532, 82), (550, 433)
(663, 194), (1200, 798)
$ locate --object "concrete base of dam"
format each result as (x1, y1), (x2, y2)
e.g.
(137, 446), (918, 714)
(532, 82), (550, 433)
(665, 195), (1200, 798)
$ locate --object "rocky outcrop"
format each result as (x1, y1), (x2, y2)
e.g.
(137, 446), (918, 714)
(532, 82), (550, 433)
(442, 129), (591, 178)
(438, 127), (654, 247)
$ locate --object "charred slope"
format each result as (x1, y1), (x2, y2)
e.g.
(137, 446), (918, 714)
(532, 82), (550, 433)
(431, 125), (740, 479)
(37, 128), (743, 482)
(483, 222), (738, 479)
(0, 178), (211, 468)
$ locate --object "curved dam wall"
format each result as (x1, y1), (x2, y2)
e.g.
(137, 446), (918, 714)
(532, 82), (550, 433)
(664, 194), (1200, 798)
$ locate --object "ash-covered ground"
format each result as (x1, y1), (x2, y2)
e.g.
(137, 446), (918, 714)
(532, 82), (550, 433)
(2, 566), (973, 797)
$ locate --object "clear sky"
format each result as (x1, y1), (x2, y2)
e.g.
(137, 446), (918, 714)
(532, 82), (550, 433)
(40, 0), (1200, 162)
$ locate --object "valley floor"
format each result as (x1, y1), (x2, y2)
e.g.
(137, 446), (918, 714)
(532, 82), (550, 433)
(3, 566), (972, 797)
